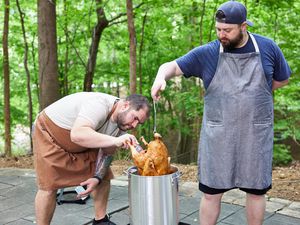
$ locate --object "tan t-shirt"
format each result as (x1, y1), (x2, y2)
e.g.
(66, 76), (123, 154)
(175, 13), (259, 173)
(44, 92), (121, 136)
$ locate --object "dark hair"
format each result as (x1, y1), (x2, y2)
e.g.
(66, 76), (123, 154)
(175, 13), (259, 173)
(126, 94), (150, 117)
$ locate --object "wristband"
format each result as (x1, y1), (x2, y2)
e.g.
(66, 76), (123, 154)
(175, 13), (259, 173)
(93, 176), (102, 185)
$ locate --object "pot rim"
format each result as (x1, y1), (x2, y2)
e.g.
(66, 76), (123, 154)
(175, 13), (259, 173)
(126, 165), (180, 178)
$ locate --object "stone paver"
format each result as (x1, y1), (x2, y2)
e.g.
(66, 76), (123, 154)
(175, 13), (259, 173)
(0, 168), (299, 225)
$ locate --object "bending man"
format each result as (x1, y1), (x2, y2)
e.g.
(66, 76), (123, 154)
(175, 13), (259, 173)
(33, 92), (150, 225)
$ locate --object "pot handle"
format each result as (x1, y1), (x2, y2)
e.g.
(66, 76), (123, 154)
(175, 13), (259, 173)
(171, 171), (182, 184)
(124, 166), (138, 176)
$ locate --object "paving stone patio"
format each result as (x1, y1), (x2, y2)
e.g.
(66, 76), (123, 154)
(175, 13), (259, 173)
(0, 168), (299, 225)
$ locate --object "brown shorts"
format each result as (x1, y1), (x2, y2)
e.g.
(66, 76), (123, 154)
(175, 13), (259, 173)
(33, 112), (112, 191)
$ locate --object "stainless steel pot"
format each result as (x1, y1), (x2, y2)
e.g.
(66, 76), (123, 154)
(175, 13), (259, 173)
(127, 166), (181, 225)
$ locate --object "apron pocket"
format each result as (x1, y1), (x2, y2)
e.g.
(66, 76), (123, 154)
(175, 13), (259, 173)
(205, 121), (225, 158)
(252, 121), (273, 188)
(253, 120), (272, 126)
(253, 120), (273, 154)
(207, 121), (223, 127)
(200, 122), (227, 187)
(253, 92), (273, 121)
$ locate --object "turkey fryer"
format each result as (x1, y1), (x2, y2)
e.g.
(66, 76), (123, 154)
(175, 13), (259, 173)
(126, 166), (181, 225)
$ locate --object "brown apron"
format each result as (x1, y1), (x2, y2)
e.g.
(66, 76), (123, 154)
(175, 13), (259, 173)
(33, 112), (106, 191)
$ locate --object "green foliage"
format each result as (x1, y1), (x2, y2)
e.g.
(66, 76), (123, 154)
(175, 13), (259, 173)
(273, 144), (293, 166)
(113, 147), (132, 161)
(1, 0), (299, 161)
(274, 75), (300, 151)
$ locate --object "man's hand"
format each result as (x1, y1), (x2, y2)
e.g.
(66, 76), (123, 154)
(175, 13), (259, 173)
(115, 133), (139, 149)
(151, 79), (166, 101)
(77, 178), (99, 198)
(151, 61), (183, 101)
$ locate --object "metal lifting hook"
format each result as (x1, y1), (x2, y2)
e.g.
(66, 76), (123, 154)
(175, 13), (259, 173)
(153, 99), (157, 134)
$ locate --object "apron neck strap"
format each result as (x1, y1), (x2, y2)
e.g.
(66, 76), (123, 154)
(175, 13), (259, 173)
(219, 32), (259, 53)
(98, 99), (119, 131)
(249, 33), (259, 52)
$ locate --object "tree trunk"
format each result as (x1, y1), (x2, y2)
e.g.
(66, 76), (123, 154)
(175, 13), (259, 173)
(84, 0), (108, 92)
(16, 0), (33, 153)
(178, 80), (195, 163)
(199, 0), (206, 46)
(208, 1), (219, 42)
(3, 0), (12, 157)
(126, 0), (137, 94)
(63, 0), (69, 95)
(83, 1), (143, 92)
(38, 0), (60, 110)
(138, 12), (147, 95)
(174, 2), (202, 164)
(31, 35), (39, 102)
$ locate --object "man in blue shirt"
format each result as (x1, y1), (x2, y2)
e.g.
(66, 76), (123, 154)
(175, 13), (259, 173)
(151, 1), (291, 225)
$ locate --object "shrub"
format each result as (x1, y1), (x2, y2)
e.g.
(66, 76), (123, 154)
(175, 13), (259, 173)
(273, 144), (292, 166)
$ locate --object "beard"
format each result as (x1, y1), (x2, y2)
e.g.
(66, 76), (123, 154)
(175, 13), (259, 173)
(116, 109), (132, 131)
(219, 29), (244, 50)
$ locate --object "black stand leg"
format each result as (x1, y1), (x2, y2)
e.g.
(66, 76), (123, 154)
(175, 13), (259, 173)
(127, 223), (190, 225)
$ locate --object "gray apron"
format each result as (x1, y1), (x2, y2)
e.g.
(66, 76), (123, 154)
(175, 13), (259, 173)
(198, 34), (273, 189)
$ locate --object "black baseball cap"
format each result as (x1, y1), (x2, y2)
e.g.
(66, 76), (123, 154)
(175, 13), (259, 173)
(216, 0), (253, 26)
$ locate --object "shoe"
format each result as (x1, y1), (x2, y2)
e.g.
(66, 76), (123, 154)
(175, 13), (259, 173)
(92, 215), (117, 225)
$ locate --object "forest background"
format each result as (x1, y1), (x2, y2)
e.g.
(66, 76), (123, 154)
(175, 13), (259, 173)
(1, 0), (299, 165)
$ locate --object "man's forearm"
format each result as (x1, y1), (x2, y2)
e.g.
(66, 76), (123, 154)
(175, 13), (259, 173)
(70, 126), (118, 148)
(272, 79), (289, 91)
(94, 150), (113, 181)
(155, 61), (183, 81)
(151, 61), (183, 100)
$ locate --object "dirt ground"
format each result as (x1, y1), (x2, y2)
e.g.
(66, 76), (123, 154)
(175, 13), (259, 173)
(0, 156), (299, 201)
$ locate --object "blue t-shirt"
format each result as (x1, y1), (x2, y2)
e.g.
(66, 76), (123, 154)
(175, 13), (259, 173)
(176, 33), (291, 90)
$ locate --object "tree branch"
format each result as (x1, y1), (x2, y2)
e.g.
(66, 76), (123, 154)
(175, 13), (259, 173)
(108, 19), (128, 27)
(107, 2), (144, 25)
(56, 20), (87, 69)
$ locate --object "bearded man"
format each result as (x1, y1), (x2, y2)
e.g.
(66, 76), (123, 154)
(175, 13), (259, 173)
(151, 1), (291, 225)
(33, 92), (150, 225)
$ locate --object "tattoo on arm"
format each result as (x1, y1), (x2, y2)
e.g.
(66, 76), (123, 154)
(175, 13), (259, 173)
(94, 150), (113, 179)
